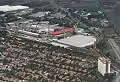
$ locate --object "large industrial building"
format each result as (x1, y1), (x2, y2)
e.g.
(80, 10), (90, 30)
(53, 35), (96, 48)
(49, 28), (74, 39)
(0, 5), (29, 12)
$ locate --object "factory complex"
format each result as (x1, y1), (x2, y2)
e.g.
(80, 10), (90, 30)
(1, 0), (120, 81)
(6, 19), (97, 48)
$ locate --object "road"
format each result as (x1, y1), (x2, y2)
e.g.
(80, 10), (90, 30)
(108, 38), (120, 61)
(97, 0), (120, 35)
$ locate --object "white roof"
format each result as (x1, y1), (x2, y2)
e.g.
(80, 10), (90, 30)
(30, 24), (62, 32)
(58, 35), (96, 47)
(31, 12), (46, 17)
(0, 5), (29, 12)
(51, 42), (69, 48)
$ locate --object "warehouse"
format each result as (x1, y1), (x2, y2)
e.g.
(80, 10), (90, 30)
(0, 5), (29, 12)
(49, 28), (74, 35)
(18, 30), (39, 37)
(30, 12), (47, 18)
(49, 28), (74, 39)
(57, 35), (96, 47)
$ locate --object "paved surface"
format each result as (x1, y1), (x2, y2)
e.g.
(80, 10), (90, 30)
(103, 9), (120, 34)
(108, 38), (120, 61)
(97, 0), (119, 35)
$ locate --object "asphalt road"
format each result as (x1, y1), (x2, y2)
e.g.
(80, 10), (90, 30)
(108, 38), (120, 61)
(104, 9), (120, 33)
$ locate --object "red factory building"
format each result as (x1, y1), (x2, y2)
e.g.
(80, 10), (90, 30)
(49, 28), (74, 39)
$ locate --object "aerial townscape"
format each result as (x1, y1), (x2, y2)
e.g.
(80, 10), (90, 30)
(0, 0), (120, 82)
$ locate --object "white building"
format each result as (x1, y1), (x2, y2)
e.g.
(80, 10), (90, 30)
(57, 35), (96, 48)
(0, 5), (29, 12)
(30, 11), (50, 18)
(98, 57), (111, 76)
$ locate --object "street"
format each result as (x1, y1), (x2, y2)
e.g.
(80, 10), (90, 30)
(108, 38), (120, 61)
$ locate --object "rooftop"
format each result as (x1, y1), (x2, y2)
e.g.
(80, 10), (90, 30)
(0, 5), (29, 12)
(58, 35), (96, 47)
(30, 12), (49, 17)
(49, 28), (74, 35)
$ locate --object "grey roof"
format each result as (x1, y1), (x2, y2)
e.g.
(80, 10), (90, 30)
(31, 12), (46, 17)
(53, 13), (66, 18)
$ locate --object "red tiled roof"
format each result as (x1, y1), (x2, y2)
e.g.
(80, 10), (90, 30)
(49, 28), (73, 35)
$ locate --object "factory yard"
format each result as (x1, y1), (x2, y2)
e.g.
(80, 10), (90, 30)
(0, 37), (103, 82)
